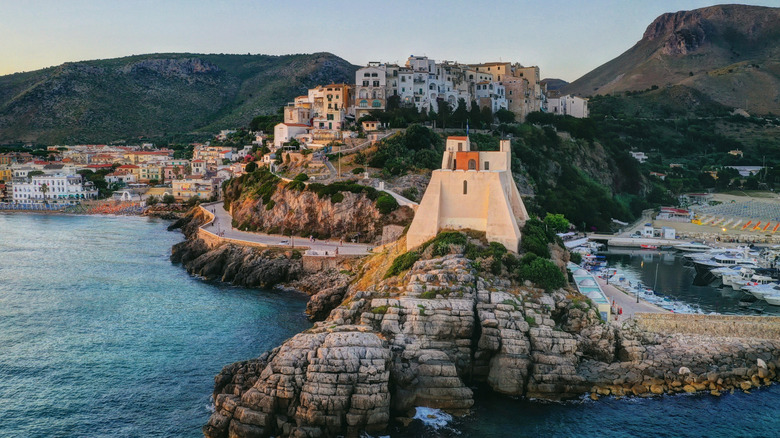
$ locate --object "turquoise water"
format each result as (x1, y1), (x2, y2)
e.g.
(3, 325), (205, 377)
(2, 214), (778, 437)
(0, 213), (311, 437)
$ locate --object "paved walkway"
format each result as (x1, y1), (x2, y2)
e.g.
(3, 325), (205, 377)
(595, 276), (668, 322)
(200, 202), (372, 256)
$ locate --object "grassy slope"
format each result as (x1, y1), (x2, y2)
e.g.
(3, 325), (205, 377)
(0, 52), (358, 144)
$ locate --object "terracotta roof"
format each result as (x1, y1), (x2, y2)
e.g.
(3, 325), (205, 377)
(448, 136), (468, 140)
(284, 123), (311, 128)
(118, 164), (139, 169)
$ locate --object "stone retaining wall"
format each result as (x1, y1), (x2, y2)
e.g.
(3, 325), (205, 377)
(635, 313), (780, 339)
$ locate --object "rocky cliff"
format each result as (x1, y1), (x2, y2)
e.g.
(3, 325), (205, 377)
(170, 208), (353, 321)
(224, 172), (414, 244)
(203, 238), (780, 437)
(563, 4), (780, 114)
(170, 208), (304, 289)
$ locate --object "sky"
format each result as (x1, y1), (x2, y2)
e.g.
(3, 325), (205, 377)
(1, 0), (779, 81)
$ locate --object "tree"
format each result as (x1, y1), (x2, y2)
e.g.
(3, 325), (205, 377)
(452, 98), (468, 127)
(436, 100), (452, 128)
(146, 195), (159, 206)
(469, 100), (481, 128)
(544, 213), (570, 233)
(162, 194), (176, 205)
(245, 161), (258, 173)
(480, 106), (493, 127)
(39, 183), (49, 203)
(376, 194), (399, 214)
(496, 109), (516, 124)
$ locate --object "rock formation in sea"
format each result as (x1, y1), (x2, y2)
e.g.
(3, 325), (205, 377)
(202, 235), (780, 438)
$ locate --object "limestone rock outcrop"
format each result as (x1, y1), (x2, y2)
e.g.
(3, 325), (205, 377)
(205, 248), (780, 437)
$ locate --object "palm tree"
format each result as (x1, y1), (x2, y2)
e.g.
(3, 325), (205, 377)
(39, 183), (49, 204)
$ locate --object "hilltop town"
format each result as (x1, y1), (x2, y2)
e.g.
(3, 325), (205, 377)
(0, 54), (589, 213)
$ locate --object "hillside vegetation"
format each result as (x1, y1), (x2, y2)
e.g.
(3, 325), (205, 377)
(0, 52), (357, 144)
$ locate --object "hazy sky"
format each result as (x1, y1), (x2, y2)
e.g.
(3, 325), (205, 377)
(1, 1), (778, 81)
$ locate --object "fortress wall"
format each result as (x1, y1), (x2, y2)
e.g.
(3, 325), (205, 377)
(635, 313), (780, 339)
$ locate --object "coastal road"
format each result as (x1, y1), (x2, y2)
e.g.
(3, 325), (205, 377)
(200, 202), (372, 256)
(595, 276), (668, 322)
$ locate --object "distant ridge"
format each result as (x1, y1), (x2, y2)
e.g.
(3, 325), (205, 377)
(563, 4), (780, 114)
(0, 52), (358, 144)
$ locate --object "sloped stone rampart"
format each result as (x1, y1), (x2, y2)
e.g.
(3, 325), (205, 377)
(635, 313), (780, 339)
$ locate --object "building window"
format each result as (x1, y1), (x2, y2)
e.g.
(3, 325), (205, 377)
(463, 180), (467, 194)
(372, 100), (382, 108)
(373, 81), (380, 87)
(458, 143), (463, 152)
(484, 161), (490, 170)
(364, 72), (370, 77)
(359, 99), (368, 108)
(363, 81), (369, 86)
(468, 159), (476, 170)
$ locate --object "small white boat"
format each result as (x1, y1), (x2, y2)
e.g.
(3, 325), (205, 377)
(734, 274), (775, 291)
(764, 294), (780, 306)
(675, 242), (712, 252)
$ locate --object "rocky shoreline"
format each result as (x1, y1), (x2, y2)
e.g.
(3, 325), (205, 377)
(169, 208), (352, 321)
(198, 239), (779, 438)
(167, 208), (780, 438)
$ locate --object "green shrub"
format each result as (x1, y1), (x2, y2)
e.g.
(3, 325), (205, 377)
(265, 200), (276, 210)
(293, 173), (309, 181)
(352, 167), (365, 175)
(376, 194), (399, 214)
(385, 251), (420, 278)
(525, 316), (537, 327)
(521, 218), (554, 258)
(287, 180), (306, 191)
(371, 305), (389, 314)
(570, 252), (582, 264)
(331, 192), (344, 203)
(517, 258), (565, 291)
(401, 187), (419, 201)
(245, 161), (258, 173)
(420, 289), (438, 299)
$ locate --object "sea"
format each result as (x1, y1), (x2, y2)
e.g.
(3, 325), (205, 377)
(1, 214), (778, 437)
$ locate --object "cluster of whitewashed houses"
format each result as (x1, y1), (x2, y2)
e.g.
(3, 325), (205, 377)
(273, 54), (588, 150)
(0, 141), (252, 205)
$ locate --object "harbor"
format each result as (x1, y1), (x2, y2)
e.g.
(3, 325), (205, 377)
(572, 245), (780, 317)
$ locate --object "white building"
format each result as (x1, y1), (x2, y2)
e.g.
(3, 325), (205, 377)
(546, 95), (589, 118)
(13, 173), (98, 204)
(273, 123), (310, 148)
(355, 63), (388, 119)
(630, 152), (648, 163)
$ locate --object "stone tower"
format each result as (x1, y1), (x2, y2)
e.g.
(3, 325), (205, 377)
(406, 136), (528, 251)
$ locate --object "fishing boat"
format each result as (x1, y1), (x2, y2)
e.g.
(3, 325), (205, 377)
(640, 244), (658, 250)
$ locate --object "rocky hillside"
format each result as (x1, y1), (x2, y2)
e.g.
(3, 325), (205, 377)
(203, 235), (780, 438)
(0, 52), (357, 144)
(223, 170), (414, 244)
(563, 4), (780, 114)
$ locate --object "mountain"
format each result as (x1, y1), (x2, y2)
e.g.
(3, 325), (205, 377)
(563, 4), (780, 114)
(0, 53), (358, 144)
(540, 78), (568, 91)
